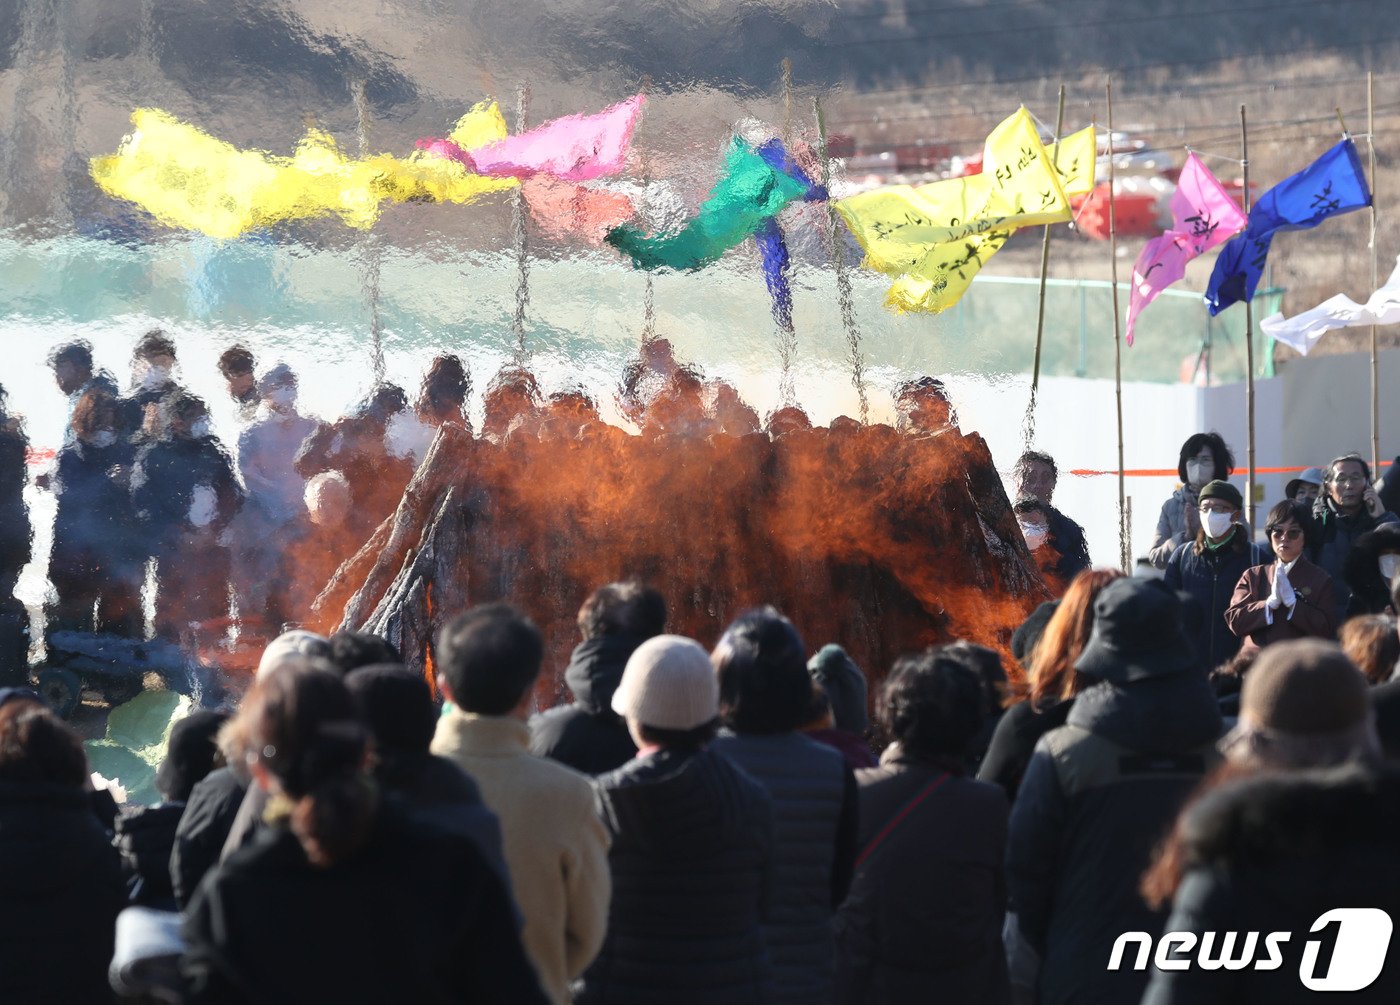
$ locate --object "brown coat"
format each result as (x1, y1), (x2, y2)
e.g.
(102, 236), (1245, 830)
(1223, 557), (1337, 655)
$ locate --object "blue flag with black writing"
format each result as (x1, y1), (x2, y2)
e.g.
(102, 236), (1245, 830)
(1205, 138), (1370, 316)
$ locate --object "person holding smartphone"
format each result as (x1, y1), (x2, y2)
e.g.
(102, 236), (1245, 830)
(1309, 453), (1399, 622)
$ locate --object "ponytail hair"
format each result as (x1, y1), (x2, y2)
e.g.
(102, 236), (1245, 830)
(227, 660), (377, 868)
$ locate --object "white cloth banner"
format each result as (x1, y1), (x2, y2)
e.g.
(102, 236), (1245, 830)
(1261, 254), (1400, 354)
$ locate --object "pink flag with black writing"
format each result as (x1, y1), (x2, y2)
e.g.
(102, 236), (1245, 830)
(1126, 153), (1247, 345)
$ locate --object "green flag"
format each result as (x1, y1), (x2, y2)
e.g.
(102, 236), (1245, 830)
(607, 137), (811, 271)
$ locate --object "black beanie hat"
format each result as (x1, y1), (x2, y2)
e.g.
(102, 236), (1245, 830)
(156, 710), (229, 803)
(1199, 479), (1243, 510)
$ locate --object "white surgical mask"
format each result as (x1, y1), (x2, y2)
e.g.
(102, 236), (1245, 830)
(190, 417), (212, 439)
(267, 386), (296, 411)
(1020, 522), (1048, 551)
(137, 362), (172, 390)
(1381, 554), (1400, 582)
(1185, 460), (1214, 488)
(1203, 510), (1235, 539)
(90, 430), (117, 449)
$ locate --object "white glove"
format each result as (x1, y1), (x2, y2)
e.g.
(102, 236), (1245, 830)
(189, 484), (218, 528)
(1274, 564), (1297, 609)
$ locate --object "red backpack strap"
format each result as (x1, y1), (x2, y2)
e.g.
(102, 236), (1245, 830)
(854, 772), (950, 871)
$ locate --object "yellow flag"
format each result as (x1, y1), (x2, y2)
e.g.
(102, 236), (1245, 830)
(1047, 125), (1098, 199)
(90, 103), (517, 239)
(836, 107), (1076, 314)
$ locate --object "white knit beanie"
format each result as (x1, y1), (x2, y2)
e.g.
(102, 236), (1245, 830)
(256, 629), (331, 680)
(611, 635), (719, 730)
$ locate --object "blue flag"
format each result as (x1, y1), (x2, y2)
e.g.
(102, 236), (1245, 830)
(755, 217), (794, 330)
(1205, 138), (1370, 315)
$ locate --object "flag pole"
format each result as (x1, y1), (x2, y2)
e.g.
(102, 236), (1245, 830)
(510, 84), (531, 362)
(638, 74), (656, 346)
(352, 78), (386, 385)
(1025, 83), (1067, 448)
(815, 95), (869, 423)
(1107, 80), (1128, 571)
(1369, 71), (1381, 473)
(1241, 103), (1257, 532)
(774, 58), (799, 406)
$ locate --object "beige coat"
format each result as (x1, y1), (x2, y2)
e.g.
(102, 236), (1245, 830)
(431, 711), (610, 1005)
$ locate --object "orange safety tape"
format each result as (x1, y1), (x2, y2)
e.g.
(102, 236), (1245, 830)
(1071, 461), (1394, 477)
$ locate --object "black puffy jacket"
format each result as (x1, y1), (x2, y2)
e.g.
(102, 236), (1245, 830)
(0, 780), (126, 1004)
(530, 635), (640, 775)
(171, 766), (247, 909)
(115, 801), (184, 909)
(576, 746), (774, 1005)
(1163, 532), (1269, 670)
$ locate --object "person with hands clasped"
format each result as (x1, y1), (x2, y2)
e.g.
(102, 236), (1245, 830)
(1225, 501), (1338, 656)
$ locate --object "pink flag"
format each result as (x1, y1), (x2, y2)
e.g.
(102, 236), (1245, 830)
(1125, 153), (1247, 345)
(522, 177), (636, 246)
(423, 95), (645, 183)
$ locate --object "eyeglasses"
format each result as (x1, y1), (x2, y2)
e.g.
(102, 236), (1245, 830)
(1269, 528), (1303, 541)
(1333, 474), (1367, 486)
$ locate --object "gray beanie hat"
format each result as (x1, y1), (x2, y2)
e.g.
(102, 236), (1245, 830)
(257, 629), (331, 680)
(807, 644), (869, 734)
(612, 635), (718, 730)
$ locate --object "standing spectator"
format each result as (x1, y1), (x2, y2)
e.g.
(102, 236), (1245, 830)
(1342, 523), (1400, 617)
(294, 384), (414, 540)
(805, 644), (877, 769)
(894, 376), (959, 437)
(1013, 450), (1091, 580)
(1141, 640), (1394, 1004)
(834, 650), (1011, 1005)
(1007, 578), (1222, 1005)
(1310, 453), (1399, 620)
(530, 582), (666, 775)
(432, 604), (610, 1005)
(1379, 454), (1400, 517)
(183, 663), (547, 1004)
(216, 345), (259, 422)
(125, 330), (184, 440)
(344, 665), (507, 882)
(1225, 500), (1337, 655)
(232, 364), (318, 633)
(0, 387), (31, 680)
(1285, 465), (1325, 507)
(1163, 479), (1268, 670)
(710, 607), (858, 1005)
(47, 339), (118, 446)
(1149, 432), (1234, 568)
(132, 393), (243, 644)
(979, 569), (1124, 800)
(1339, 613), (1400, 685)
(114, 710), (227, 910)
(1015, 498), (1069, 594)
(576, 635), (774, 1005)
(47, 390), (144, 637)
(0, 691), (125, 1004)
(481, 366), (544, 444)
(384, 354), (473, 467)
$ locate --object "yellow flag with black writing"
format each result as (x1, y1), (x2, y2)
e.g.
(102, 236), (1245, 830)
(836, 107), (1081, 314)
(1047, 125), (1098, 199)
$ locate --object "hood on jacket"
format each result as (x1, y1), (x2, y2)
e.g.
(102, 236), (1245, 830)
(807, 643), (869, 734)
(1343, 522), (1400, 593)
(564, 634), (645, 716)
(1067, 671), (1223, 754)
(1178, 761), (1400, 871)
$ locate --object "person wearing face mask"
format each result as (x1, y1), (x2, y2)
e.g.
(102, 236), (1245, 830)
(132, 393), (243, 644)
(1285, 466), (1325, 508)
(1225, 500), (1337, 655)
(1307, 453), (1398, 621)
(1341, 523), (1400, 618)
(1014, 497), (1067, 594)
(229, 364), (320, 634)
(1163, 480), (1269, 670)
(123, 330), (184, 442)
(1148, 433), (1235, 569)
(47, 391), (144, 637)
(1012, 451), (1091, 580)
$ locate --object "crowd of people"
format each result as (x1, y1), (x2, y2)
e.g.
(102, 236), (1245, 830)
(1, 332), (1400, 1001)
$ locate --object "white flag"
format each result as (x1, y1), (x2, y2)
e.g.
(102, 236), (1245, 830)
(1261, 254), (1400, 355)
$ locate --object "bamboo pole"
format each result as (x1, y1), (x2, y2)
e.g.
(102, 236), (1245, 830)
(1107, 81), (1128, 570)
(639, 74), (656, 346)
(510, 84), (531, 361)
(1370, 71), (1381, 473)
(1239, 104), (1257, 532)
(774, 58), (798, 406)
(1025, 84), (1066, 448)
(352, 79), (386, 385)
(815, 96), (869, 423)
